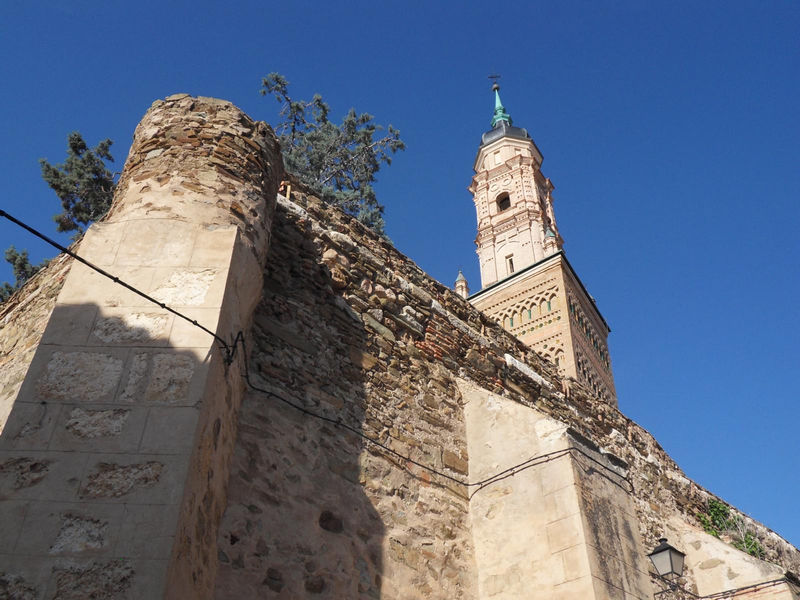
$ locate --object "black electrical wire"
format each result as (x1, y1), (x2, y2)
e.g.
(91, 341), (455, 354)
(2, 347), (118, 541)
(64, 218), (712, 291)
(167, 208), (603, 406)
(0, 208), (234, 363)
(701, 578), (790, 599)
(2, 209), (633, 496)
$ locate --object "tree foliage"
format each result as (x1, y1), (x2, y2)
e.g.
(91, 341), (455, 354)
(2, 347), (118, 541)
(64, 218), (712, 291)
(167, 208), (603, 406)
(261, 73), (404, 236)
(1, 133), (116, 304)
(40, 132), (116, 235)
(0, 247), (48, 303)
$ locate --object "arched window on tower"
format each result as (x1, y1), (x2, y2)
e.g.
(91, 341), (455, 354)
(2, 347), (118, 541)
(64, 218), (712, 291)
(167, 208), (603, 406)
(496, 193), (511, 212)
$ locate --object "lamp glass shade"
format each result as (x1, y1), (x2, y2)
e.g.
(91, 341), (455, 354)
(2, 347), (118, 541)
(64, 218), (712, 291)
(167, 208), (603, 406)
(671, 551), (685, 577)
(649, 550), (673, 577)
(648, 538), (686, 578)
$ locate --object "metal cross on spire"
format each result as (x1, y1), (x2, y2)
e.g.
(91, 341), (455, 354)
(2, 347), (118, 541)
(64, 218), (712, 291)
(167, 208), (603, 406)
(488, 73), (501, 91)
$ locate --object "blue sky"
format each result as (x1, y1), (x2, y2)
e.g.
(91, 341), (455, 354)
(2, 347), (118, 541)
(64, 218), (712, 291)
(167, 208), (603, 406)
(1, 1), (798, 550)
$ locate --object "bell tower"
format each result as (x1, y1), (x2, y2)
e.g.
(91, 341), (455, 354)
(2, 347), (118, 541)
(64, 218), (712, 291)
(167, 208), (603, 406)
(463, 84), (617, 403)
(470, 84), (563, 286)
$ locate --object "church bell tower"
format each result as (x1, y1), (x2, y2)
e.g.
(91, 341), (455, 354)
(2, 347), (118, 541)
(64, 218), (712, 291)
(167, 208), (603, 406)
(462, 83), (617, 403)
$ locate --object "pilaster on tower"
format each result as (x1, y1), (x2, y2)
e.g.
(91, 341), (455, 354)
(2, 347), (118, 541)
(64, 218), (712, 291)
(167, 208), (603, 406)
(466, 83), (617, 404)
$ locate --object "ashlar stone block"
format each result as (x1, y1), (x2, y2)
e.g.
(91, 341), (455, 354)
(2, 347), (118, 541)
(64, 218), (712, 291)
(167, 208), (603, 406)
(149, 268), (222, 308)
(47, 405), (147, 454)
(15, 502), (125, 557)
(37, 351), (123, 404)
(56, 263), (156, 308)
(0, 400), (62, 451)
(0, 451), (88, 502)
(115, 219), (196, 268)
(189, 227), (238, 269)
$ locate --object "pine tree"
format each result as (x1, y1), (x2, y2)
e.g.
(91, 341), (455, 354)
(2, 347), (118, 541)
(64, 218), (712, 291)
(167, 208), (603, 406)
(40, 132), (116, 235)
(1, 133), (115, 303)
(0, 247), (48, 303)
(261, 73), (404, 236)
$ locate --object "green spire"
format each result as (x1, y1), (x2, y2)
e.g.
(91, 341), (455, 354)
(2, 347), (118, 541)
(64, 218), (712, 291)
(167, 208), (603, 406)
(491, 83), (512, 127)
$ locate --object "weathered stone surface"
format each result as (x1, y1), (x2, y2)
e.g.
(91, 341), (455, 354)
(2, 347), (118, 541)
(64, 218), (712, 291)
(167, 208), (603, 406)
(65, 408), (129, 438)
(37, 351), (123, 403)
(119, 353), (148, 403)
(52, 559), (134, 600)
(216, 187), (799, 599)
(1, 94), (797, 600)
(0, 94), (283, 600)
(0, 572), (38, 600)
(143, 354), (195, 404)
(50, 513), (109, 554)
(150, 269), (218, 306)
(92, 312), (169, 343)
(108, 94), (282, 265)
(0, 254), (72, 433)
(81, 461), (163, 498)
(0, 456), (50, 489)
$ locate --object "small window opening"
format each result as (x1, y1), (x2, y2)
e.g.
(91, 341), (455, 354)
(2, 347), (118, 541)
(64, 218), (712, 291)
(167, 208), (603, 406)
(506, 255), (515, 275)
(496, 193), (511, 212)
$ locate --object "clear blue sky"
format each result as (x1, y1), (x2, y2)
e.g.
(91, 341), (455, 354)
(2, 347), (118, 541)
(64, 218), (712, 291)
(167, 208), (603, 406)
(2, 1), (798, 550)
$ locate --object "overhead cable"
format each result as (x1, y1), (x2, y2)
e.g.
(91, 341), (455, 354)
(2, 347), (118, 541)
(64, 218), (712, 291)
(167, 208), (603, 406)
(2, 209), (632, 496)
(0, 209), (235, 363)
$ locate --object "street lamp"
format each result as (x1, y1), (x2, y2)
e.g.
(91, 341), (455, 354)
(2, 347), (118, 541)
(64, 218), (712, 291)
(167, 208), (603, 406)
(648, 537), (686, 580)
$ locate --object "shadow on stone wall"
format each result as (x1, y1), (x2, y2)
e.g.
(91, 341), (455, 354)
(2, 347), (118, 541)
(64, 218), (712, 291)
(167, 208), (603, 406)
(0, 302), (222, 599)
(214, 203), (384, 598)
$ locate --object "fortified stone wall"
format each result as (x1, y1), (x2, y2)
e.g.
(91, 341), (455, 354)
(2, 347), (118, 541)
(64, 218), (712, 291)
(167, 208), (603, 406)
(214, 183), (800, 598)
(0, 94), (797, 599)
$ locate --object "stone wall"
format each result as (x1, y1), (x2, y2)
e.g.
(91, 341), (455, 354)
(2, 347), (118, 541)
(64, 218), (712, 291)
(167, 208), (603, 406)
(214, 193), (487, 598)
(1, 94), (797, 599)
(215, 184), (799, 598)
(214, 188), (651, 598)
(0, 254), (72, 435)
